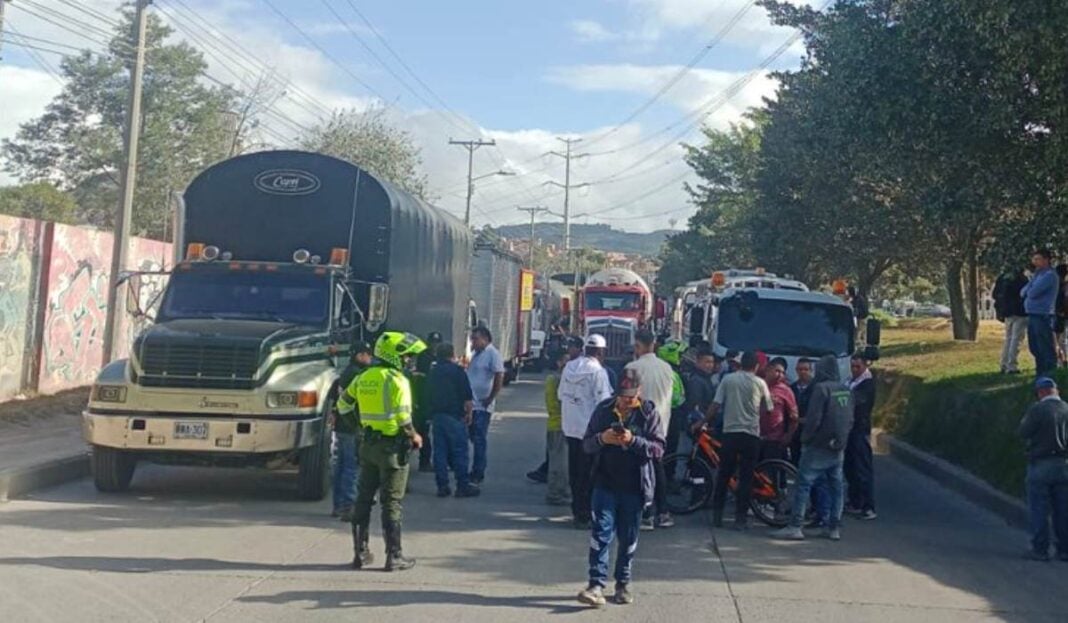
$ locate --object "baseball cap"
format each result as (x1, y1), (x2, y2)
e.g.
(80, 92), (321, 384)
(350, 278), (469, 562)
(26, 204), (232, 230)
(617, 368), (641, 398)
(1035, 377), (1058, 390)
(585, 334), (607, 349)
(426, 331), (443, 344)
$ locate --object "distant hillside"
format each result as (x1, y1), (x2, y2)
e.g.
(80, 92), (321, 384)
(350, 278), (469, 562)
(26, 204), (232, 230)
(493, 223), (672, 257)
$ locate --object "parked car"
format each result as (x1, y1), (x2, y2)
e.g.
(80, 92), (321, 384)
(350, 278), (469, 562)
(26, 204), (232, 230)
(525, 329), (547, 371)
(913, 304), (952, 318)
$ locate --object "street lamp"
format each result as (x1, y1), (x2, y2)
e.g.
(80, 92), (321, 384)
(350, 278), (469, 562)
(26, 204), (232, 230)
(465, 170), (515, 225)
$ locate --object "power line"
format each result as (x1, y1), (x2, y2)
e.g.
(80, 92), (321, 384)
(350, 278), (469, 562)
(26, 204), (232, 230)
(4, 25), (65, 83)
(17, 0), (115, 41)
(53, 0), (121, 28)
(9, 1), (119, 51)
(257, 0), (391, 104)
(581, 0), (757, 150)
(1, 28), (87, 52)
(159, 0), (336, 121)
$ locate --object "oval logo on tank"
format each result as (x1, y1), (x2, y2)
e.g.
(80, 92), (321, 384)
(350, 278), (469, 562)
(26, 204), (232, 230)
(253, 169), (321, 196)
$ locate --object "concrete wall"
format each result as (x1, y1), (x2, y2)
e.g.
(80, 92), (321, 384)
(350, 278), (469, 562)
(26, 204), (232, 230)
(0, 216), (42, 401)
(0, 217), (171, 399)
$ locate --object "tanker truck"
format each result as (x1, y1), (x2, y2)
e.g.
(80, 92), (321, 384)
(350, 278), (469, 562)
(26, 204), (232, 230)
(83, 151), (472, 500)
(579, 268), (654, 367)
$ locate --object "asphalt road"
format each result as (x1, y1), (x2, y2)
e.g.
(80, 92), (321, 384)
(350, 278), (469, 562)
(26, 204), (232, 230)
(1, 376), (1065, 622)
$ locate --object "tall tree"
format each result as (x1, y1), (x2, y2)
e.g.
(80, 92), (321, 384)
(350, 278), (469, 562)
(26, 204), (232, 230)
(300, 108), (430, 201)
(1, 11), (244, 239)
(0, 183), (78, 223)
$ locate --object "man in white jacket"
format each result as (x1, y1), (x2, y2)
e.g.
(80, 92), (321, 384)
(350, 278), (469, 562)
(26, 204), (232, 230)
(559, 334), (614, 528)
(625, 329), (676, 530)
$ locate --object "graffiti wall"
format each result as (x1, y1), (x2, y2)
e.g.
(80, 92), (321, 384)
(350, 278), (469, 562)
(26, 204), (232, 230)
(0, 215), (40, 400)
(35, 225), (172, 395)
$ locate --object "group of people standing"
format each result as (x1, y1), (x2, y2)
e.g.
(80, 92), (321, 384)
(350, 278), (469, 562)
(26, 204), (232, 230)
(329, 327), (507, 572)
(994, 249), (1068, 377)
(536, 328), (880, 607)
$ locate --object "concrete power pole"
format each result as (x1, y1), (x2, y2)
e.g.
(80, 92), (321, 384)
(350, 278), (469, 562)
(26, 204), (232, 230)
(546, 137), (589, 331)
(516, 206), (548, 270)
(102, 0), (151, 365)
(449, 138), (496, 227)
(0, 1), (9, 62)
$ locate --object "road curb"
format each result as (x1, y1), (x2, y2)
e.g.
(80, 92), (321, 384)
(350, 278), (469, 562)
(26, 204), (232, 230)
(0, 451), (90, 502)
(874, 430), (1027, 528)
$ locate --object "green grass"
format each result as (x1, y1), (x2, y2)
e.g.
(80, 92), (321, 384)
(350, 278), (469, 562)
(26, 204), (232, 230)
(875, 319), (1065, 497)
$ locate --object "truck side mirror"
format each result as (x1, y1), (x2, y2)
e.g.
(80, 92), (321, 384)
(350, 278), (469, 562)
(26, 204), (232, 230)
(122, 273), (145, 318)
(367, 283), (389, 330)
(866, 318), (881, 346)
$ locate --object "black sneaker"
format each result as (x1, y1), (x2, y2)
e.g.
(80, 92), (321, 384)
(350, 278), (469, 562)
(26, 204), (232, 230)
(455, 485), (481, 498)
(469, 473), (484, 485)
(613, 583), (634, 605)
(436, 487), (452, 498)
(526, 470), (548, 484)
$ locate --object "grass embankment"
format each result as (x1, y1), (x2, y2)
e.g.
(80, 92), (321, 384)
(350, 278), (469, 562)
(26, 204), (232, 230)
(875, 319), (1066, 498)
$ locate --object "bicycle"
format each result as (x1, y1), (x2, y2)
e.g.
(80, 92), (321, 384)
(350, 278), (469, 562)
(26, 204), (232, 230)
(662, 428), (797, 527)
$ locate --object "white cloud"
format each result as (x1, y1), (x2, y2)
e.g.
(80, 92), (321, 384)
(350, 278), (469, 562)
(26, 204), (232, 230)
(568, 19), (618, 43)
(0, 66), (64, 185)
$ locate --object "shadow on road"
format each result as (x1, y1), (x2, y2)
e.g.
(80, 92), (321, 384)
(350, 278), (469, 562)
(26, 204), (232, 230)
(237, 589), (587, 614)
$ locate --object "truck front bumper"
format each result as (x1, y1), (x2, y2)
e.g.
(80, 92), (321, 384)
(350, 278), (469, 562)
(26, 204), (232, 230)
(83, 411), (323, 454)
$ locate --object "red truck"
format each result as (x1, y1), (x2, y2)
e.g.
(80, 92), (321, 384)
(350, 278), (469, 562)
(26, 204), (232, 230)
(579, 268), (654, 366)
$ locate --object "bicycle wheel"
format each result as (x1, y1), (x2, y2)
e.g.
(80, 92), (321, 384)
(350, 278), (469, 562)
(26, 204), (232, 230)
(749, 459), (798, 527)
(662, 452), (716, 515)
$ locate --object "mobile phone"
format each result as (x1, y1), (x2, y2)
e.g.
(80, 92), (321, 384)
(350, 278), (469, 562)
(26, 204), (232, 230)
(610, 421), (625, 433)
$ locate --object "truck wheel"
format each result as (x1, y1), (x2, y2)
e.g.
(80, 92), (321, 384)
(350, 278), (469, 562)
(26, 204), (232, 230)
(91, 445), (136, 493)
(296, 414), (331, 501)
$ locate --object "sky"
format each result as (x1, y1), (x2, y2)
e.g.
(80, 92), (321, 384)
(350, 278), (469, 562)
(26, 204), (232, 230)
(0, 0), (818, 233)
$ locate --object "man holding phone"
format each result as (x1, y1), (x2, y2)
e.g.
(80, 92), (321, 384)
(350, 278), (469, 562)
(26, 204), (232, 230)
(577, 369), (665, 608)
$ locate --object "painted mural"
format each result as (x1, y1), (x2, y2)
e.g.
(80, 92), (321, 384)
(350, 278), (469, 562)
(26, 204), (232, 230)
(38, 224), (113, 394)
(0, 215), (38, 400)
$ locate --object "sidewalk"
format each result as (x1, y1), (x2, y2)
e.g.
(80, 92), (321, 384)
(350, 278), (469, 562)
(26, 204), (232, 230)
(0, 391), (89, 501)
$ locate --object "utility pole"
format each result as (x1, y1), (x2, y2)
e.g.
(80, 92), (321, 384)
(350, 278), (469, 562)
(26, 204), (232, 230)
(449, 137), (496, 226)
(102, 0), (151, 365)
(516, 206), (549, 269)
(0, 1), (9, 63)
(546, 137), (590, 331)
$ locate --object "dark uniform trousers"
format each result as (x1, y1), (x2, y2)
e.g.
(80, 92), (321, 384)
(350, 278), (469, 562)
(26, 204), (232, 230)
(353, 433), (411, 526)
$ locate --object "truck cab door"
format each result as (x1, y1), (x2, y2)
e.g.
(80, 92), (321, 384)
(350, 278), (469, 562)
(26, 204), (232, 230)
(331, 281), (361, 364)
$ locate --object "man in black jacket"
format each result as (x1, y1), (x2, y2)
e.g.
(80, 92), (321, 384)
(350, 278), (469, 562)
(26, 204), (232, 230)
(844, 354), (877, 520)
(332, 342), (373, 520)
(771, 355), (854, 541)
(1018, 377), (1068, 561)
(994, 269), (1029, 374)
(428, 343), (480, 499)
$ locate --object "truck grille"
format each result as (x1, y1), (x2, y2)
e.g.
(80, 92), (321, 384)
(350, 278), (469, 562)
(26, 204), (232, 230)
(136, 341), (261, 390)
(602, 327), (632, 360)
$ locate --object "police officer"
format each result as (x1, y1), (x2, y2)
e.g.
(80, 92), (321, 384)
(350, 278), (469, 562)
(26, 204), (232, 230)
(337, 331), (427, 572)
(412, 331), (443, 472)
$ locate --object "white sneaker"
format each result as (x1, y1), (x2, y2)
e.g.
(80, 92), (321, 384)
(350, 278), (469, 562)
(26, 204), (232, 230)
(821, 526), (841, 541)
(770, 526), (805, 540)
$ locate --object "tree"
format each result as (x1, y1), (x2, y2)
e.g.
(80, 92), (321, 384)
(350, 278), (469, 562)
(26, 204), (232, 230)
(300, 108), (430, 200)
(0, 183), (78, 223)
(657, 115), (763, 293)
(1, 11), (246, 240)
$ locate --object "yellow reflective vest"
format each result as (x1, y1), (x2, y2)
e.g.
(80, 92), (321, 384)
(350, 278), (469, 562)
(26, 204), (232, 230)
(336, 365), (412, 437)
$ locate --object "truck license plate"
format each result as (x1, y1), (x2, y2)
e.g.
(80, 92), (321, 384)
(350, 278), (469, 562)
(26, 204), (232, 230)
(174, 422), (209, 440)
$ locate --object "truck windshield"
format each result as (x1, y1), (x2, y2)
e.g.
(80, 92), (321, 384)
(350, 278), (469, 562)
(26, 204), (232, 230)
(158, 270), (329, 326)
(717, 297), (854, 357)
(585, 291), (641, 312)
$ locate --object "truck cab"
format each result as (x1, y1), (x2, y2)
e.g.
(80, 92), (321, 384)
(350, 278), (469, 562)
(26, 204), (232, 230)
(83, 150), (471, 499)
(580, 268), (654, 366)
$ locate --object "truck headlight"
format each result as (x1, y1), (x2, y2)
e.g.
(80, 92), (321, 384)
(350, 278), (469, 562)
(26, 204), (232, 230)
(92, 385), (127, 403)
(267, 391), (318, 409)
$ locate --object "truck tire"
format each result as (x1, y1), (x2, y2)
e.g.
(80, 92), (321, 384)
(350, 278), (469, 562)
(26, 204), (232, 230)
(296, 411), (331, 501)
(91, 445), (136, 493)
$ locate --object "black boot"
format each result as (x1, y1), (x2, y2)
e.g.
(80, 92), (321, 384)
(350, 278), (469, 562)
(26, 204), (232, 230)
(351, 521), (374, 569)
(384, 522), (416, 572)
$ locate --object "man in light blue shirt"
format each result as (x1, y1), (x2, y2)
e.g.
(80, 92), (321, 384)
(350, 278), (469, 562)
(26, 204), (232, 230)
(467, 326), (506, 484)
(1022, 249), (1060, 377)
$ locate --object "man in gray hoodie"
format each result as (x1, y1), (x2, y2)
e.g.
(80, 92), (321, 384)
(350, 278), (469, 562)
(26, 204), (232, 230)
(771, 355), (854, 541)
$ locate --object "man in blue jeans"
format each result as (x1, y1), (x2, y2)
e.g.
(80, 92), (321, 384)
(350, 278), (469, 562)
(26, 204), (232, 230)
(577, 369), (664, 608)
(332, 342), (373, 520)
(771, 354), (854, 541)
(1022, 249), (1059, 378)
(466, 327), (505, 485)
(1018, 376), (1068, 561)
(427, 342), (480, 498)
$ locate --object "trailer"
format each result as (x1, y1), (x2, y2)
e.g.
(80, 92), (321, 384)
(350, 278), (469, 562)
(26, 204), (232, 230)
(83, 150), (472, 499)
(469, 239), (530, 383)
